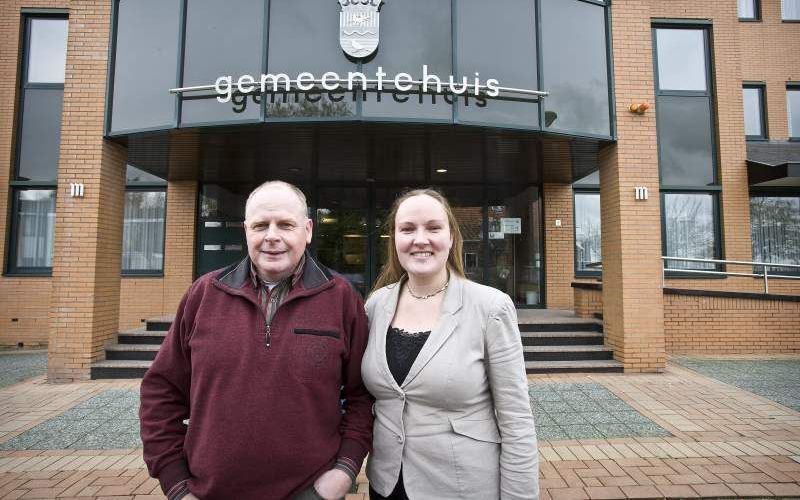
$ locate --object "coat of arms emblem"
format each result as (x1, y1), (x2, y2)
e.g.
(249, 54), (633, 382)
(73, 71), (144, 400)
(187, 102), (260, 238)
(338, 0), (383, 59)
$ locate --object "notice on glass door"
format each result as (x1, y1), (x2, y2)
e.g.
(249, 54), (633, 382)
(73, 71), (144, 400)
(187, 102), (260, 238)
(501, 218), (522, 234)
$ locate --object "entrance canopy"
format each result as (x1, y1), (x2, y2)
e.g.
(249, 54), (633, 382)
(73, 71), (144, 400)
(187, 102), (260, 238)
(105, 0), (613, 140)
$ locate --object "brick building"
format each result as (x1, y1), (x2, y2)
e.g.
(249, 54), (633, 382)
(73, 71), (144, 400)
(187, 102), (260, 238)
(0, 0), (798, 381)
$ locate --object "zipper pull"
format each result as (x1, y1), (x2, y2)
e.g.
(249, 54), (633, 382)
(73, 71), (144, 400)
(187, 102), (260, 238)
(265, 324), (271, 349)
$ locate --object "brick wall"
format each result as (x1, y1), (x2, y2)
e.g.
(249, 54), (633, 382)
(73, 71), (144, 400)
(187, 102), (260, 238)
(47, 0), (125, 382)
(0, 1), (68, 348)
(664, 291), (800, 353)
(573, 283), (602, 319)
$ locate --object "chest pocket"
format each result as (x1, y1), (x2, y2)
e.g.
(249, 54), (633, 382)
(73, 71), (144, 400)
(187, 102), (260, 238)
(290, 327), (342, 382)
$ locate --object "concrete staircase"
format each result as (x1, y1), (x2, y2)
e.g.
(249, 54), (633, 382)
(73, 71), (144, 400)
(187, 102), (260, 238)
(519, 310), (623, 374)
(91, 311), (623, 379)
(90, 317), (171, 379)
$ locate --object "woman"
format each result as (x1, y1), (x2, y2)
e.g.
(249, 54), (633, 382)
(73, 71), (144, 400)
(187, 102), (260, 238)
(362, 188), (539, 500)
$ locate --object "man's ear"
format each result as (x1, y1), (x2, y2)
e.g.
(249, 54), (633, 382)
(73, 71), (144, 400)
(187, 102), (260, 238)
(305, 218), (313, 244)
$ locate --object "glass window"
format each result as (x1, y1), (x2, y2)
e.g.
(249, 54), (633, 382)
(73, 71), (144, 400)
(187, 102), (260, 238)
(664, 193), (717, 270)
(122, 191), (166, 272)
(750, 196), (800, 273)
(541, 0), (610, 136)
(361, 0), (452, 121)
(743, 86), (766, 139)
(110, 0), (181, 133)
(181, 0), (264, 125)
(783, 0), (800, 20)
(655, 29), (707, 92)
(16, 88), (63, 182)
(126, 164), (167, 184)
(657, 95), (716, 186)
(12, 190), (56, 271)
(456, 0), (539, 128)
(267, 0), (358, 119)
(789, 86), (800, 138)
(574, 191), (601, 273)
(738, 0), (759, 19)
(26, 18), (68, 83)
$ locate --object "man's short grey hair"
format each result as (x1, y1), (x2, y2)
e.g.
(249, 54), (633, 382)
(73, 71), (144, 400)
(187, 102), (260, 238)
(245, 180), (309, 220)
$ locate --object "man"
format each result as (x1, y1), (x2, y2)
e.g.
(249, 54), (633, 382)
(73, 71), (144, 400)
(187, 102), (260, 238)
(140, 181), (373, 500)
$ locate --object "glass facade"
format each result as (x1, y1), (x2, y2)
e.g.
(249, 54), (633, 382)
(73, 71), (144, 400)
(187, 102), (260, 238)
(107, 0), (613, 137)
(9, 16), (67, 274)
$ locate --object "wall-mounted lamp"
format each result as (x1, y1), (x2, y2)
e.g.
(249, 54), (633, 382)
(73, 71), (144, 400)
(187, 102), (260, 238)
(628, 101), (650, 114)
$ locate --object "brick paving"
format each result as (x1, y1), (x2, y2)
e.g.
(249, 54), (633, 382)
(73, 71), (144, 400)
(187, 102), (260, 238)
(0, 357), (799, 498)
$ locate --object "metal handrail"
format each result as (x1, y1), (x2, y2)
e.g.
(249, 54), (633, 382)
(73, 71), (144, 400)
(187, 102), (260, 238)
(662, 256), (800, 293)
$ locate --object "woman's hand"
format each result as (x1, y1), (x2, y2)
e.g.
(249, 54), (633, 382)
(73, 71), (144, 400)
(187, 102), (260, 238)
(182, 494), (199, 500)
(313, 468), (353, 500)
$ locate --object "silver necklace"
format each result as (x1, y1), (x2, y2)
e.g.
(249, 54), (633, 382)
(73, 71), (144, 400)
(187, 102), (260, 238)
(406, 274), (449, 300)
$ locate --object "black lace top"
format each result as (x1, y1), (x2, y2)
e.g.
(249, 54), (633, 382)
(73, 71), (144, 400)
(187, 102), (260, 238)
(386, 326), (431, 385)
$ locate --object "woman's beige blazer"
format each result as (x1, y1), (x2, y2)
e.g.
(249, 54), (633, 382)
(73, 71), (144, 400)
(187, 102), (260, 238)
(362, 276), (539, 500)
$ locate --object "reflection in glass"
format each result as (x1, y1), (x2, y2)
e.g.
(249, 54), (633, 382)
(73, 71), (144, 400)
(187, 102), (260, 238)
(574, 192), (601, 273)
(181, 0), (263, 124)
(657, 96), (715, 186)
(126, 165), (166, 184)
(738, 0), (758, 18)
(317, 188), (368, 295)
(655, 29), (707, 92)
(122, 191), (166, 271)
(541, 0), (610, 136)
(488, 187), (542, 306)
(197, 184), (250, 275)
(16, 88), (63, 182)
(111, 0), (180, 132)
(664, 193), (716, 270)
(456, 0), (538, 127)
(14, 190), (56, 269)
(743, 87), (765, 138)
(267, 0), (357, 118)
(783, 0), (800, 20)
(361, 0), (452, 120)
(27, 19), (68, 83)
(750, 196), (800, 273)
(789, 88), (800, 138)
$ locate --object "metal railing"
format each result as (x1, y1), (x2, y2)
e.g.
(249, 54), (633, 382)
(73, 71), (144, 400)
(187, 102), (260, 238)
(662, 256), (800, 293)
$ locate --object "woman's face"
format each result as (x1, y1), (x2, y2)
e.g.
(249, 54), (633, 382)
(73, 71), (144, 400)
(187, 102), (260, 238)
(394, 194), (453, 280)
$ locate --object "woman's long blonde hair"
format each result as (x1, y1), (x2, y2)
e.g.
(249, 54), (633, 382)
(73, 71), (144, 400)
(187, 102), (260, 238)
(371, 188), (466, 295)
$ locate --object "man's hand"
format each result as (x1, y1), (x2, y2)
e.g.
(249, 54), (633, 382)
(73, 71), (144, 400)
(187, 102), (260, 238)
(313, 468), (353, 500)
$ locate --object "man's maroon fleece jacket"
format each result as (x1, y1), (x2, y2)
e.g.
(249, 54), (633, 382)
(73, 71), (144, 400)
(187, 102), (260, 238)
(139, 256), (374, 499)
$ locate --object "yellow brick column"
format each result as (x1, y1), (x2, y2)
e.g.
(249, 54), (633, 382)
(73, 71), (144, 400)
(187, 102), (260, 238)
(48, 0), (125, 382)
(542, 140), (575, 310)
(163, 181), (198, 314)
(599, 0), (665, 373)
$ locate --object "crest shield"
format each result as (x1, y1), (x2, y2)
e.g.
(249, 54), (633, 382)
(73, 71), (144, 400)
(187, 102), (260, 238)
(338, 0), (383, 58)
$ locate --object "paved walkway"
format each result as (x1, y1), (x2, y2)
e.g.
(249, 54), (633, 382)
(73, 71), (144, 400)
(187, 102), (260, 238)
(0, 356), (798, 499)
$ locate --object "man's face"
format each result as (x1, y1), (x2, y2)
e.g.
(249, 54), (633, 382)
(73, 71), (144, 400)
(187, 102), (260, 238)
(244, 186), (312, 282)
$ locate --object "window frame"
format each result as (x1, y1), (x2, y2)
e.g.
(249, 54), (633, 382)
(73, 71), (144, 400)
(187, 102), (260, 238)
(572, 185), (602, 278)
(6, 13), (68, 276)
(748, 189), (800, 276)
(743, 82), (768, 141)
(660, 189), (724, 277)
(782, 0), (800, 21)
(788, 83), (800, 140)
(738, 0), (762, 21)
(121, 181), (167, 277)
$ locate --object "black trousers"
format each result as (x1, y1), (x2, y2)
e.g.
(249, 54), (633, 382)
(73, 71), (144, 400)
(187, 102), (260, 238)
(368, 469), (409, 500)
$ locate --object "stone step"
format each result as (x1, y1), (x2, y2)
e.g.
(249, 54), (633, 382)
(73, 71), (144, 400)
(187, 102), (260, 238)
(523, 345), (614, 362)
(90, 360), (151, 379)
(520, 331), (603, 346)
(518, 322), (602, 333)
(525, 360), (624, 374)
(118, 329), (167, 345)
(146, 316), (174, 332)
(105, 344), (160, 361)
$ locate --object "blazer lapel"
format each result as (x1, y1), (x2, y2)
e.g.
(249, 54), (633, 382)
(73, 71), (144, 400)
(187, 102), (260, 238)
(401, 275), (464, 388)
(376, 281), (403, 392)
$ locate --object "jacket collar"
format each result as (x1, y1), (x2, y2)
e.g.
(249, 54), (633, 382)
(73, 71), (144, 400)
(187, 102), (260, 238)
(216, 250), (332, 292)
